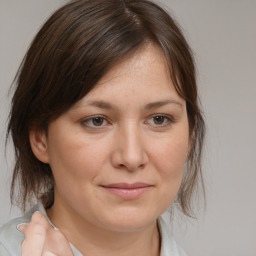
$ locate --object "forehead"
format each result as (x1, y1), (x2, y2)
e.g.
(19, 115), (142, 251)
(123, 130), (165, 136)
(99, 44), (169, 84)
(72, 44), (183, 108)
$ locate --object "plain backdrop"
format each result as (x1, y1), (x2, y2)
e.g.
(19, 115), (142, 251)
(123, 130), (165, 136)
(0, 1), (256, 255)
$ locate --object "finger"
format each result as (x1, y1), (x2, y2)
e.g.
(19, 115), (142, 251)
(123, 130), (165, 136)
(17, 223), (29, 233)
(43, 252), (57, 256)
(21, 211), (52, 256)
(43, 229), (74, 256)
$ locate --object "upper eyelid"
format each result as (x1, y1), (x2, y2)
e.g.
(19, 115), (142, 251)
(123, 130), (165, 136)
(149, 113), (173, 119)
(82, 114), (108, 121)
(82, 113), (173, 120)
(147, 114), (175, 121)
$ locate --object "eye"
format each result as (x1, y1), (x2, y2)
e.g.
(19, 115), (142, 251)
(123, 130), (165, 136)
(146, 115), (173, 127)
(82, 116), (109, 128)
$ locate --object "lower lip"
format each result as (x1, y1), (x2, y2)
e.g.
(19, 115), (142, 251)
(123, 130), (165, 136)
(102, 186), (152, 200)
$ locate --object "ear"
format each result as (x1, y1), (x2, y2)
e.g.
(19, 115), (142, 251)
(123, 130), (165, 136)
(29, 127), (49, 163)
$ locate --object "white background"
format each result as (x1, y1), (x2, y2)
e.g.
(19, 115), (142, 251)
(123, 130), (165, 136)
(0, 1), (256, 255)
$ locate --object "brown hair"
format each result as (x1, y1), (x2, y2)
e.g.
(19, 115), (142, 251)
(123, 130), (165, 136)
(7, 0), (205, 216)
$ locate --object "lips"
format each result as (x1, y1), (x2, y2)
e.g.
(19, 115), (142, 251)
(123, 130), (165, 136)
(100, 183), (153, 200)
(102, 183), (152, 189)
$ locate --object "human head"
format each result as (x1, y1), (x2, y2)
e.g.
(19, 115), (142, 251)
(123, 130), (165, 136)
(8, 0), (205, 216)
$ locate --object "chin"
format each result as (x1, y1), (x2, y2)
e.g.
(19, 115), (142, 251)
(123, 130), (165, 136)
(97, 207), (159, 232)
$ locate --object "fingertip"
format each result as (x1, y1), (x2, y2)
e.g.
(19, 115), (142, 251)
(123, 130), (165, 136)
(32, 210), (43, 218)
(31, 211), (47, 223)
(17, 223), (29, 233)
(30, 211), (53, 232)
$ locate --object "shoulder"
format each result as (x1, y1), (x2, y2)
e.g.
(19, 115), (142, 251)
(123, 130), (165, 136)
(0, 204), (39, 256)
(158, 216), (188, 256)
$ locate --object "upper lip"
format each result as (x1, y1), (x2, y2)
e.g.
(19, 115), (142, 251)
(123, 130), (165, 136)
(101, 183), (152, 189)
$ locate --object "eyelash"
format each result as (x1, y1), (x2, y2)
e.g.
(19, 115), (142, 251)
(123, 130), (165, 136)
(81, 114), (174, 129)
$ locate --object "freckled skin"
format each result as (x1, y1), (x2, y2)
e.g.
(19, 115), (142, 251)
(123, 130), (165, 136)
(31, 44), (189, 254)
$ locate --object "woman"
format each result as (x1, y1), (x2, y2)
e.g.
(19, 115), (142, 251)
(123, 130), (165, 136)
(0, 0), (205, 255)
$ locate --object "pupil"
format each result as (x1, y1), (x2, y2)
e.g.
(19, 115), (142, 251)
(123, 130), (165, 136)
(154, 116), (164, 124)
(93, 117), (103, 126)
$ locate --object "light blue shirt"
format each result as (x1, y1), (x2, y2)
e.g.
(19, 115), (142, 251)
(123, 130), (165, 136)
(0, 201), (187, 256)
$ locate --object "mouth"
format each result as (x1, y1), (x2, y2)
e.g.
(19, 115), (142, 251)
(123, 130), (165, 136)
(100, 183), (153, 200)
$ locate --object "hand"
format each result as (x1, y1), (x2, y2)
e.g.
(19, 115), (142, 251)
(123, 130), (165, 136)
(18, 211), (74, 256)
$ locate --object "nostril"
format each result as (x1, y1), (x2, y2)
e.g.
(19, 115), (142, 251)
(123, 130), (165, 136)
(117, 162), (145, 171)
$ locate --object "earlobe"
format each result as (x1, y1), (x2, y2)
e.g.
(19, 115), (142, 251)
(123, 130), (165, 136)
(29, 128), (49, 163)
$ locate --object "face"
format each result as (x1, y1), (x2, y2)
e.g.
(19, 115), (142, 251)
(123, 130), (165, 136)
(31, 44), (189, 233)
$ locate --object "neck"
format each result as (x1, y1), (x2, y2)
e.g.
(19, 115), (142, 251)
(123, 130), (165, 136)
(47, 200), (161, 256)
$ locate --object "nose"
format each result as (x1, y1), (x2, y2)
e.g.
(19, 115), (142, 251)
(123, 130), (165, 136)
(111, 123), (149, 172)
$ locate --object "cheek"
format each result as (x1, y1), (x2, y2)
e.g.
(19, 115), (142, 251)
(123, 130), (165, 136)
(47, 132), (109, 182)
(157, 137), (188, 173)
(146, 132), (189, 213)
(151, 132), (189, 194)
(46, 137), (105, 205)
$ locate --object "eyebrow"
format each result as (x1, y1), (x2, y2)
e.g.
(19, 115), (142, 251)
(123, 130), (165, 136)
(145, 100), (183, 109)
(85, 99), (183, 110)
(87, 101), (113, 109)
